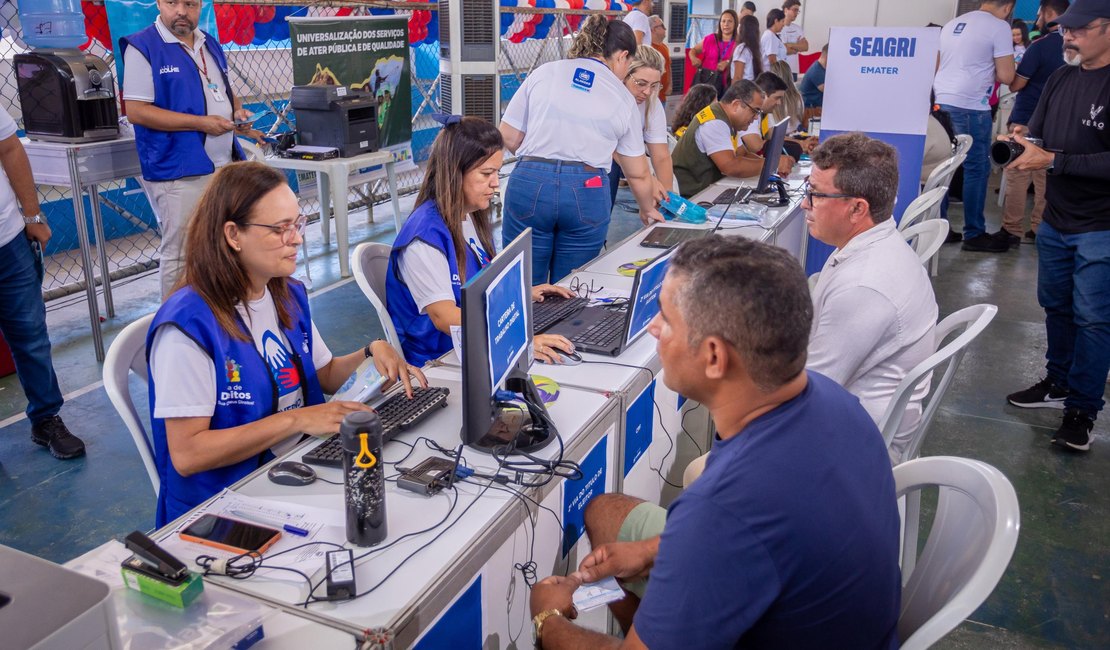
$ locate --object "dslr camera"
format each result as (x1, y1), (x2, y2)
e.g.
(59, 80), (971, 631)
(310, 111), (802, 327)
(991, 136), (1044, 167)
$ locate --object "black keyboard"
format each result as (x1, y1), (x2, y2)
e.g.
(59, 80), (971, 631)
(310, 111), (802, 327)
(302, 386), (450, 468)
(570, 310), (626, 349)
(713, 188), (738, 205)
(532, 295), (589, 333)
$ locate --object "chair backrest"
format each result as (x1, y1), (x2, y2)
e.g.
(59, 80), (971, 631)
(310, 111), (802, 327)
(878, 304), (998, 465)
(352, 242), (402, 350)
(102, 313), (158, 494)
(901, 220), (950, 268)
(895, 456), (1020, 650)
(954, 133), (973, 158)
(922, 152), (965, 195)
(898, 186), (949, 232)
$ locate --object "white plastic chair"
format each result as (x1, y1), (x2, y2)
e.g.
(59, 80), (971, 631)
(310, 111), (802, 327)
(922, 153), (965, 195)
(954, 133), (973, 159)
(895, 456), (1020, 650)
(103, 314), (158, 494)
(898, 186), (949, 232)
(901, 220), (950, 269)
(351, 242), (402, 350)
(878, 304), (998, 465)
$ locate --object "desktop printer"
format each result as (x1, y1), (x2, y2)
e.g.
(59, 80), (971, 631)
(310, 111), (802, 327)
(0, 543), (122, 649)
(290, 85), (379, 157)
(14, 50), (119, 143)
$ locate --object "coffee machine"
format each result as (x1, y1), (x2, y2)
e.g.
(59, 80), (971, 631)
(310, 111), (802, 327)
(14, 49), (119, 143)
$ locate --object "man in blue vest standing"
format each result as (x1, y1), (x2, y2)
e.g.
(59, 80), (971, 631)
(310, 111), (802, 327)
(121, 0), (249, 298)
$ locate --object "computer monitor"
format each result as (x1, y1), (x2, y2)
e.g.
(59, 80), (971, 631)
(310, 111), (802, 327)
(460, 228), (557, 454)
(624, 248), (673, 348)
(755, 116), (792, 194)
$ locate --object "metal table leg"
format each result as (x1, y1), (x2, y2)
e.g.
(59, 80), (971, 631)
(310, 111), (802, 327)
(87, 183), (114, 318)
(330, 165), (351, 278)
(66, 149), (104, 362)
(386, 160), (403, 233)
(317, 171), (332, 246)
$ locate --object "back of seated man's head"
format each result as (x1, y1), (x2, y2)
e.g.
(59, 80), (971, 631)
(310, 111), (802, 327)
(810, 132), (899, 223)
(666, 236), (811, 393)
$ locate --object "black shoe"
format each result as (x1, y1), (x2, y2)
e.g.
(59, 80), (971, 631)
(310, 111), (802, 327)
(992, 229), (1021, 246)
(962, 233), (1010, 252)
(1025, 230), (1037, 242)
(1051, 409), (1094, 452)
(1008, 378), (1069, 409)
(945, 228), (963, 244)
(31, 415), (86, 460)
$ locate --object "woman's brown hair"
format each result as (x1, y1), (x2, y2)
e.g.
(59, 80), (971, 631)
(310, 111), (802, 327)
(415, 116), (501, 281)
(178, 161), (298, 340)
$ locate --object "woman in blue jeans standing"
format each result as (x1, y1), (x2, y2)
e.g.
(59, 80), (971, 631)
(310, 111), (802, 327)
(499, 15), (664, 284)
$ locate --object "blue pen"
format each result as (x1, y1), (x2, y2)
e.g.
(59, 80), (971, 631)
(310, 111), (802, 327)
(229, 509), (310, 537)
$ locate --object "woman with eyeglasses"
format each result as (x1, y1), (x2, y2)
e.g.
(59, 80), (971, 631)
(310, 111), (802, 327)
(387, 116), (576, 367)
(146, 161), (423, 526)
(610, 45), (675, 207)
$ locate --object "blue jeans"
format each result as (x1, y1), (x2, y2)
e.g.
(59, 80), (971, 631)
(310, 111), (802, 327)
(1037, 221), (1110, 415)
(0, 236), (64, 423)
(939, 105), (992, 240)
(502, 159), (611, 284)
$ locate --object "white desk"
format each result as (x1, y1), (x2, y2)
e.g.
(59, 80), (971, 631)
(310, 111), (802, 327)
(263, 150), (403, 277)
(23, 136), (142, 361)
(154, 365), (620, 647)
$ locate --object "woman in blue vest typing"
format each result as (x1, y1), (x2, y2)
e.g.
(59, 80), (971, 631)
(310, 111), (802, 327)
(146, 162), (424, 526)
(386, 115), (576, 367)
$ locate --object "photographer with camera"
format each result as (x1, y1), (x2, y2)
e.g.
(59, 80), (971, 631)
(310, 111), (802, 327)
(1002, 0), (1110, 452)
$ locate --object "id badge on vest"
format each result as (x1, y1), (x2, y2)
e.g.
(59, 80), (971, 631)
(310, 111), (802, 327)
(209, 82), (226, 102)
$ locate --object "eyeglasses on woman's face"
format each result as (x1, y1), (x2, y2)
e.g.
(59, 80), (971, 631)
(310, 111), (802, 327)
(241, 214), (309, 245)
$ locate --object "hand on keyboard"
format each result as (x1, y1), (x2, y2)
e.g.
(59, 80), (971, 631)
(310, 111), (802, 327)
(532, 283), (575, 302)
(366, 340), (428, 398)
(293, 401), (374, 436)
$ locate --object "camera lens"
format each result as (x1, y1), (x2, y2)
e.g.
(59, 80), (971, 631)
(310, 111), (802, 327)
(990, 140), (1025, 167)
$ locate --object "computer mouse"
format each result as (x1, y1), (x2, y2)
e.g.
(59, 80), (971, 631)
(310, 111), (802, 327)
(538, 349), (583, 366)
(267, 461), (317, 486)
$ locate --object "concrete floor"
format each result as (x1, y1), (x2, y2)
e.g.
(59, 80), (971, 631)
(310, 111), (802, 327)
(0, 177), (1106, 648)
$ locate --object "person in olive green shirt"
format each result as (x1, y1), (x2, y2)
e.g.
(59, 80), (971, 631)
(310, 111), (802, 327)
(672, 80), (767, 197)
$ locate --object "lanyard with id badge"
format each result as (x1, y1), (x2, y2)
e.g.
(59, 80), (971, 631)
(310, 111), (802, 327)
(184, 44), (225, 103)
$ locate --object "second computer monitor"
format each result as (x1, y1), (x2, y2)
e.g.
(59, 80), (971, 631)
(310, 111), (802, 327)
(756, 116), (792, 193)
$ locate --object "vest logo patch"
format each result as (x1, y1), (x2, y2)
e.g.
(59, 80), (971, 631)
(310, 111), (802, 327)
(225, 358), (241, 383)
(695, 106), (715, 124)
(158, 65), (181, 74)
(262, 330), (301, 396)
(572, 67), (595, 92)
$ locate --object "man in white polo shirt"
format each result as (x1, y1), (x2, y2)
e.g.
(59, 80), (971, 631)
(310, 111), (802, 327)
(623, 0), (653, 45)
(805, 133), (938, 464)
(780, 0), (810, 76)
(934, 0), (1017, 253)
(0, 108), (86, 460)
(121, 0), (252, 297)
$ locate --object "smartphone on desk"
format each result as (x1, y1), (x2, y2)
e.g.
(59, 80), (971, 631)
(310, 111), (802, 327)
(179, 513), (282, 555)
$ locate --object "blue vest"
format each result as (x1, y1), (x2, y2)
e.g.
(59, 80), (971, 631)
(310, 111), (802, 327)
(386, 200), (484, 366)
(145, 283), (325, 527)
(120, 26), (244, 182)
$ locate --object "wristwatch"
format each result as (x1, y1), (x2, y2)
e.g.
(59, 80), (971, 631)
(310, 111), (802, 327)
(531, 608), (564, 647)
(23, 213), (46, 225)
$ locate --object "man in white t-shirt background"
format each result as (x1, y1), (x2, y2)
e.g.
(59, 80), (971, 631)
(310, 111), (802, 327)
(623, 0), (653, 45)
(933, 0), (1016, 253)
(0, 109), (86, 460)
(780, 0), (810, 76)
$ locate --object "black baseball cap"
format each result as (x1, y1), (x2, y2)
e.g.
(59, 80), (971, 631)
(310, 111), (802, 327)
(1055, 0), (1110, 27)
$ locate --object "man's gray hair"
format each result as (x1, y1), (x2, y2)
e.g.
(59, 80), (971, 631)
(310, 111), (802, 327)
(810, 132), (900, 223)
(668, 236), (812, 392)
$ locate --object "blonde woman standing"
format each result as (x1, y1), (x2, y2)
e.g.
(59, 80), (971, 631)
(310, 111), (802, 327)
(610, 45), (675, 207)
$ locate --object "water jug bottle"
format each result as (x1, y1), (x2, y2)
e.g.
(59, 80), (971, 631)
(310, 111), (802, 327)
(339, 411), (388, 547)
(18, 0), (87, 49)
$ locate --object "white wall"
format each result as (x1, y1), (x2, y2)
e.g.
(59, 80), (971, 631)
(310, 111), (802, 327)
(801, 0), (958, 52)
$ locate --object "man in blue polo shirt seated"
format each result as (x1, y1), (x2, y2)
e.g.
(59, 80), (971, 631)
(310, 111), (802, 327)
(527, 236), (901, 649)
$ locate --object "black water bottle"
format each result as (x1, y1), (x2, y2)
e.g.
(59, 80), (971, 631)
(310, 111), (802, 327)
(340, 411), (387, 546)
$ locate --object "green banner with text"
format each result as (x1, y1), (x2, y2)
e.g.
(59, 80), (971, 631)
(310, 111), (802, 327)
(289, 17), (411, 148)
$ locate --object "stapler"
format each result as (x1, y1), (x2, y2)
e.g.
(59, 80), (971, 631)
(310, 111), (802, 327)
(120, 531), (204, 607)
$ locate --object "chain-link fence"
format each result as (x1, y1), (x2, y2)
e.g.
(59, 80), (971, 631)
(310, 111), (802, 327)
(1, 0), (627, 303)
